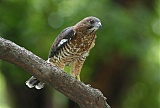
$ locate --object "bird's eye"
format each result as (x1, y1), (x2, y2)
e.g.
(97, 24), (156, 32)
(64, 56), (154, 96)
(89, 20), (95, 24)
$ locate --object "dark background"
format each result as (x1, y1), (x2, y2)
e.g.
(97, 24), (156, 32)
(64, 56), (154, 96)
(0, 0), (159, 108)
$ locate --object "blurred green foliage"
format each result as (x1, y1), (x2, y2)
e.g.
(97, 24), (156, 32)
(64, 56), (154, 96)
(0, 0), (160, 108)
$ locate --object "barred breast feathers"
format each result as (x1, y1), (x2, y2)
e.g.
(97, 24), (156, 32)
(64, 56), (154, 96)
(48, 27), (75, 58)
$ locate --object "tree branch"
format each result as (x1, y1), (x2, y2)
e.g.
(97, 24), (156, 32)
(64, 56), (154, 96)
(0, 37), (111, 108)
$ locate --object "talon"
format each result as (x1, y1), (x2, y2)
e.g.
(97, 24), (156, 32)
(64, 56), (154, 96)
(86, 84), (91, 87)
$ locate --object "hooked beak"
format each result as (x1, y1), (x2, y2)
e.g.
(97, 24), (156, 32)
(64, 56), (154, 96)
(96, 22), (102, 29)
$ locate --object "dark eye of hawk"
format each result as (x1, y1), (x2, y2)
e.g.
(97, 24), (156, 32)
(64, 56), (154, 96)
(89, 20), (95, 24)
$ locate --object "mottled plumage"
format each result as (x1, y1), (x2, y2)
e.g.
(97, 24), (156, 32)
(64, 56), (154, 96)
(26, 16), (102, 89)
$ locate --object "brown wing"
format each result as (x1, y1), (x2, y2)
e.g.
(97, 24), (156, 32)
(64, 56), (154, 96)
(48, 27), (75, 58)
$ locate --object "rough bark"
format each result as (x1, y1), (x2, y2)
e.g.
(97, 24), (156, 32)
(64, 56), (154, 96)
(0, 37), (111, 108)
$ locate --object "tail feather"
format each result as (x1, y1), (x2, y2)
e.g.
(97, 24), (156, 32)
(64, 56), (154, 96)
(35, 82), (45, 89)
(26, 76), (45, 89)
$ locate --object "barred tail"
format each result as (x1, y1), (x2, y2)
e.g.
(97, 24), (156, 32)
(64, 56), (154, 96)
(25, 76), (45, 89)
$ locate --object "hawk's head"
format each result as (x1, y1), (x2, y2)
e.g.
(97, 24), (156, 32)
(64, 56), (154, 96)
(75, 16), (102, 34)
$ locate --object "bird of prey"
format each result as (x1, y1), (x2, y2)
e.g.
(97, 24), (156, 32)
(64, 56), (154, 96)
(26, 16), (102, 89)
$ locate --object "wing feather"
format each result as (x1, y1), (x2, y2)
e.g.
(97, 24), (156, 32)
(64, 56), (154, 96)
(48, 27), (75, 58)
